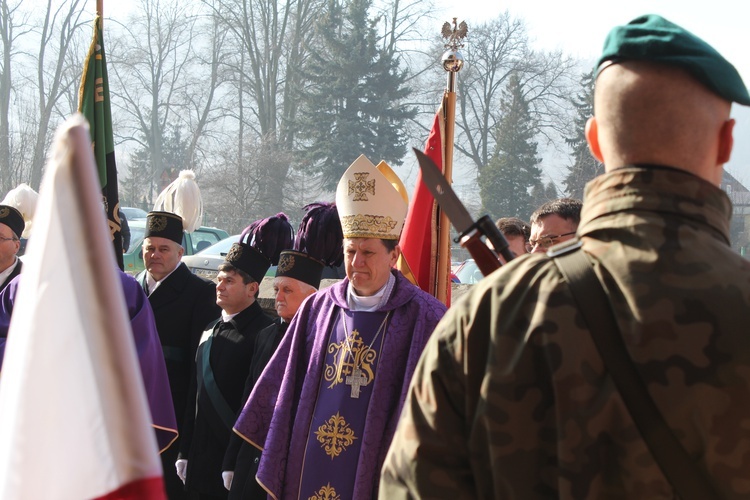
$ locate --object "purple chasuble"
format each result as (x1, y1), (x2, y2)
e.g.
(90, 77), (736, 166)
(234, 270), (447, 499)
(298, 309), (388, 499)
(0, 271), (178, 452)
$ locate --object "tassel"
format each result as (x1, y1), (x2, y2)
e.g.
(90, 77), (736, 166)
(296, 202), (343, 267)
(2, 184), (38, 239)
(240, 213), (294, 266)
(153, 170), (203, 233)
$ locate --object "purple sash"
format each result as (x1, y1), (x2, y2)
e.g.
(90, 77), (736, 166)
(297, 308), (388, 499)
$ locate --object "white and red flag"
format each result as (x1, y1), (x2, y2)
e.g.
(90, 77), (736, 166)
(0, 115), (165, 499)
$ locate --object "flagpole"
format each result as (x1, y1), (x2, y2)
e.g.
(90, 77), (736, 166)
(436, 19), (466, 303)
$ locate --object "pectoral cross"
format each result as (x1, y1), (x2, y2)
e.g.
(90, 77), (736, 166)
(345, 368), (368, 398)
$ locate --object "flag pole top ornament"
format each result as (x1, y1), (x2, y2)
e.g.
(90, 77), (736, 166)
(441, 18), (467, 73)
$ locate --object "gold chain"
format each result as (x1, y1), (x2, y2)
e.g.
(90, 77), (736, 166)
(341, 310), (390, 371)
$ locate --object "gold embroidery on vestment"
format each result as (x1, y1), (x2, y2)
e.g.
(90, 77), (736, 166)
(324, 328), (376, 389)
(308, 483), (341, 500)
(314, 412), (357, 459)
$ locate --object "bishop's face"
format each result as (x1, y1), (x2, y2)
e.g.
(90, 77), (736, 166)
(344, 238), (400, 297)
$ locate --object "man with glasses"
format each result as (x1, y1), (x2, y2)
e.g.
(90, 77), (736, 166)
(494, 217), (531, 258)
(0, 206), (24, 292)
(527, 198), (582, 253)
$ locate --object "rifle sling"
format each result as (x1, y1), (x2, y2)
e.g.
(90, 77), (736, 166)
(552, 245), (718, 500)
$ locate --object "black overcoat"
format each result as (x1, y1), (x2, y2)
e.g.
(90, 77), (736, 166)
(136, 262), (220, 498)
(180, 300), (273, 497)
(223, 318), (288, 500)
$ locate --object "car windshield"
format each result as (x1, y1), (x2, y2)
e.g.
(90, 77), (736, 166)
(127, 226), (145, 253)
(455, 259), (483, 284)
(121, 207), (148, 220)
(196, 235), (240, 256)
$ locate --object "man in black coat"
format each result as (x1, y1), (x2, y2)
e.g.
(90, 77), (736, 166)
(221, 259), (317, 499)
(221, 202), (344, 499)
(136, 210), (220, 499)
(0, 206), (24, 292)
(177, 214), (293, 499)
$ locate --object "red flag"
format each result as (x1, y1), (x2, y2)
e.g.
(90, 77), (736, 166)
(398, 98), (451, 305)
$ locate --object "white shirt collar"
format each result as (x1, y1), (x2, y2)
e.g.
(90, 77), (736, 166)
(145, 262), (181, 296)
(221, 311), (239, 323)
(0, 257), (18, 285)
(347, 272), (395, 311)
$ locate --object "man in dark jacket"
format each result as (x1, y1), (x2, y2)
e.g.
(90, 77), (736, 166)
(221, 254), (318, 499)
(136, 210), (220, 499)
(178, 214), (292, 499)
(0, 206), (24, 292)
(221, 202), (343, 499)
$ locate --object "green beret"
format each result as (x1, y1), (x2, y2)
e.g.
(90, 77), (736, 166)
(597, 14), (750, 106)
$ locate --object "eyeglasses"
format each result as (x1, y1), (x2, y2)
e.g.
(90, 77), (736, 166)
(527, 232), (576, 251)
(0, 236), (18, 243)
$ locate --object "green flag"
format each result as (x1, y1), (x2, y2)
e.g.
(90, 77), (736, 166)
(78, 16), (123, 269)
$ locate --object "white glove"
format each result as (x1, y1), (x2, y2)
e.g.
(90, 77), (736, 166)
(175, 459), (188, 484)
(222, 471), (234, 491)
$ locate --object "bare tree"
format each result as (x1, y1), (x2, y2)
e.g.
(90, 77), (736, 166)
(179, 12), (229, 172)
(0, 0), (33, 193)
(108, 0), (203, 202)
(27, 0), (88, 190)
(203, 133), (294, 233)
(205, 0), (323, 214)
(454, 12), (576, 173)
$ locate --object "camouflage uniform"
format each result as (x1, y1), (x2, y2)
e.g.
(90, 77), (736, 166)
(380, 166), (750, 499)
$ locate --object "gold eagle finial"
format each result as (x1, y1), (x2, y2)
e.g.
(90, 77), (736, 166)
(441, 18), (468, 50)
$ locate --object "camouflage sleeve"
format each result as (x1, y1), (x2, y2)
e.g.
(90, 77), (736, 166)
(379, 312), (477, 499)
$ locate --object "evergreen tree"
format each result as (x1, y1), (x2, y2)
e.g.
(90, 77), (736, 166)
(563, 69), (604, 199)
(122, 124), (191, 206)
(529, 180), (559, 216)
(297, 0), (415, 190)
(480, 73), (542, 220)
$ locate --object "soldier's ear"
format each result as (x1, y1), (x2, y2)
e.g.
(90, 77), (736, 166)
(717, 118), (735, 165)
(585, 117), (604, 163)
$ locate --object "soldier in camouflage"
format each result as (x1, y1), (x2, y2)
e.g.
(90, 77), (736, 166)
(380, 14), (750, 499)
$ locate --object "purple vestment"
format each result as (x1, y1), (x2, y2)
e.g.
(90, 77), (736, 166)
(234, 270), (447, 499)
(0, 271), (178, 452)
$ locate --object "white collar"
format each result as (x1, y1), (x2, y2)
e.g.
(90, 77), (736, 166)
(0, 257), (18, 285)
(221, 311), (239, 323)
(145, 262), (180, 296)
(347, 272), (395, 311)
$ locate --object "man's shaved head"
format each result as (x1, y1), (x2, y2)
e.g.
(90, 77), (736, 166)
(588, 61), (734, 185)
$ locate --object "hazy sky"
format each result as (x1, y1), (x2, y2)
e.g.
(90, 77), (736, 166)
(94, 0), (750, 186)
(432, 0), (750, 183)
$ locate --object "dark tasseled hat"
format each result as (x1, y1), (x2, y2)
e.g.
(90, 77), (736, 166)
(276, 202), (343, 289)
(225, 213), (294, 282)
(0, 205), (24, 239)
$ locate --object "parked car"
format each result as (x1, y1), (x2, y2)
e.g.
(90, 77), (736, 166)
(181, 234), (240, 281)
(123, 219), (229, 275)
(120, 206), (148, 221)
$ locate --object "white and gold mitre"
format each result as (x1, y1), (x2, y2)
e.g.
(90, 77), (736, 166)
(335, 154), (408, 240)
